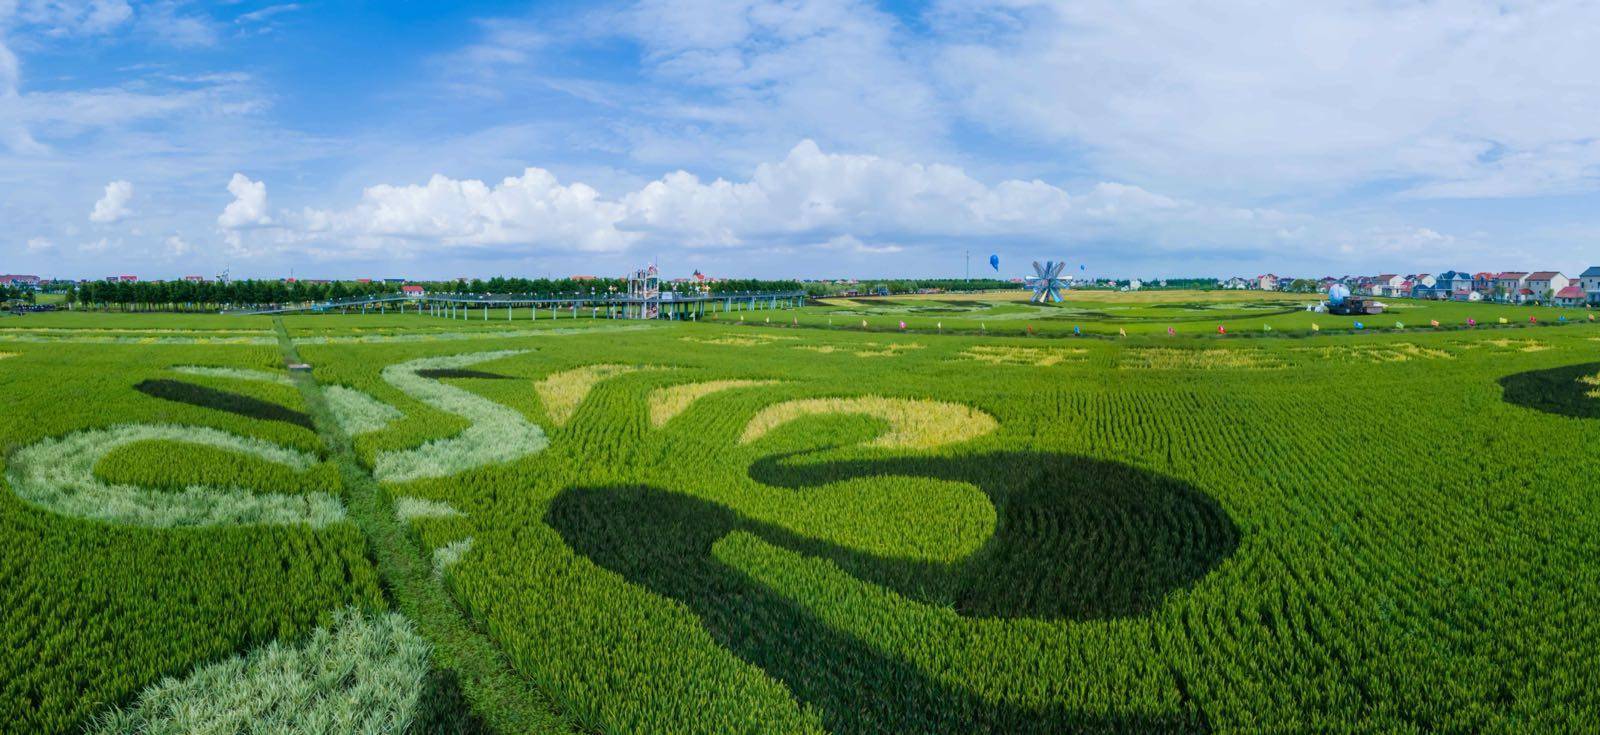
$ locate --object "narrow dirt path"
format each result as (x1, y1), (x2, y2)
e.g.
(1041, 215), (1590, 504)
(273, 317), (576, 734)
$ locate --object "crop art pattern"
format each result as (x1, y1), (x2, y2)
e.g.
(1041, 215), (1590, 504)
(3, 344), (1247, 732)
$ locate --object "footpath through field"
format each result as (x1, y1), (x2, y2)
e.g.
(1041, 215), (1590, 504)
(271, 317), (577, 734)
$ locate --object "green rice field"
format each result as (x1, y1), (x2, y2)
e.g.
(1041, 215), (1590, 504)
(3, 292), (1598, 733)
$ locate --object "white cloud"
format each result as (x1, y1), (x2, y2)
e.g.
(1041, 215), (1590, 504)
(583, 0), (949, 167)
(299, 168), (633, 252)
(218, 173), (270, 228)
(164, 234), (191, 256)
(13, 0), (134, 36)
(931, 0), (1600, 200)
(259, 140), (1298, 261)
(89, 179), (133, 222)
(26, 236), (55, 253)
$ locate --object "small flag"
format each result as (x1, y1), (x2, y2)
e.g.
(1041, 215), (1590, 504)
(1354, 321), (1364, 330)
(765, 316), (770, 324)
(1529, 316), (1537, 324)
(1073, 325), (1081, 336)
(1468, 318), (1477, 327)
(1262, 324), (1272, 332)
(1218, 325), (1227, 335)
(981, 322), (987, 331)
(861, 319), (867, 328)
(739, 314), (744, 321)
(1394, 321), (1404, 329)
(1559, 315), (1567, 323)
(792, 317), (798, 325)
(1311, 323), (1320, 332)
(1167, 326), (1176, 336)
(1430, 319), (1439, 328)
(1118, 327), (1127, 337)
(937, 321), (942, 331)
(898, 320), (906, 330)
(1027, 324), (1034, 335)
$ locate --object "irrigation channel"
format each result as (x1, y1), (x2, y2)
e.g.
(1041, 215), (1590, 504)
(240, 291), (809, 319)
(270, 317), (576, 734)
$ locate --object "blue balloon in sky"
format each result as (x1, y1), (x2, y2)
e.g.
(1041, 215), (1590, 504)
(989, 254), (999, 271)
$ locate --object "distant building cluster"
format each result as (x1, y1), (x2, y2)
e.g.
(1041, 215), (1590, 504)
(1222, 268), (1600, 306)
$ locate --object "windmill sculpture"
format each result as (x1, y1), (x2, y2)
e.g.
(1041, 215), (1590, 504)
(1027, 260), (1069, 303)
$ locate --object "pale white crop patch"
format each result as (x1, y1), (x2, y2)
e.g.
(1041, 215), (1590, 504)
(294, 323), (657, 345)
(325, 385), (403, 436)
(5, 424), (344, 528)
(432, 537), (474, 579)
(171, 365), (295, 385)
(394, 496), (464, 522)
(373, 351), (549, 483)
(87, 609), (429, 734)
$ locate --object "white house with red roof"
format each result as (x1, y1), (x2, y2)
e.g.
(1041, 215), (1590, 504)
(1553, 285), (1587, 307)
(1524, 272), (1569, 303)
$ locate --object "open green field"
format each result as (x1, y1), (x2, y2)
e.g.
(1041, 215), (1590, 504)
(800, 289), (1597, 337)
(3, 297), (1599, 733)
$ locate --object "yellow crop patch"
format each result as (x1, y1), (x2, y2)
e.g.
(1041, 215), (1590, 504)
(1292, 342), (1454, 363)
(1581, 371), (1600, 399)
(649, 379), (781, 427)
(959, 345), (1086, 367)
(1482, 338), (1549, 352)
(1121, 348), (1285, 370)
(681, 333), (799, 347)
(536, 364), (655, 425)
(740, 396), (997, 449)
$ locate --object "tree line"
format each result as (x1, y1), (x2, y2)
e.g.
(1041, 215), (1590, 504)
(63, 277), (812, 311)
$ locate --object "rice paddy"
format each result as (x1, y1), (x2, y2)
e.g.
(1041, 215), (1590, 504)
(3, 292), (1599, 733)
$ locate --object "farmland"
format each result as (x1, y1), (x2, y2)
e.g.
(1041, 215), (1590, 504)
(3, 293), (1599, 733)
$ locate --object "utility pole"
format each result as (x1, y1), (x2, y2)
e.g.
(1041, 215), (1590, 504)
(965, 250), (970, 280)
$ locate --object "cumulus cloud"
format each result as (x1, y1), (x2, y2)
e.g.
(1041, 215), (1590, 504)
(26, 236), (55, 253)
(299, 169), (632, 252)
(218, 173), (270, 228)
(89, 179), (134, 223)
(267, 140), (1296, 261)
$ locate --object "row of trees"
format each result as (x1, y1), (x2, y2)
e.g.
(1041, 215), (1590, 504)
(1, 285), (38, 303)
(64, 277), (814, 311)
(70, 280), (403, 311)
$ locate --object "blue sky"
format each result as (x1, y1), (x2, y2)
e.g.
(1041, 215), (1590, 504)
(2, 1), (1598, 281)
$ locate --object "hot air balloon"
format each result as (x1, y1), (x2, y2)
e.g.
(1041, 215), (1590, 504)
(989, 254), (1000, 272)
